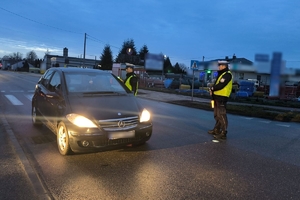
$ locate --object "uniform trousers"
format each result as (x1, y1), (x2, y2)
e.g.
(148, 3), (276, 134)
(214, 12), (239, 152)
(213, 100), (228, 132)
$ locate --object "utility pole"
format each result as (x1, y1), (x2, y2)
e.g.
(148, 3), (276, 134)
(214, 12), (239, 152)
(16, 52), (19, 70)
(202, 56), (205, 91)
(83, 33), (86, 68)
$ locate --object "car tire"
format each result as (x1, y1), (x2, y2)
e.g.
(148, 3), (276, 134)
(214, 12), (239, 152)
(32, 105), (42, 127)
(57, 122), (73, 155)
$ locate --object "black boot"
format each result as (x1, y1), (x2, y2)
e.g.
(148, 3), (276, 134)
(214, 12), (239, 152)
(208, 128), (220, 135)
(213, 130), (227, 140)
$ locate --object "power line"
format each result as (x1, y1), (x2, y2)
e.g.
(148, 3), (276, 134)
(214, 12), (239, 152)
(1, 6), (220, 64)
(0, 6), (185, 62)
(0, 6), (121, 54)
(86, 34), (106, 44)
(86, 34), (120, 50)
(0, 6), (82, 35)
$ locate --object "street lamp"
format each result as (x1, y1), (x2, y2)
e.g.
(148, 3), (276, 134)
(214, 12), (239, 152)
(126, 48), (132, 55)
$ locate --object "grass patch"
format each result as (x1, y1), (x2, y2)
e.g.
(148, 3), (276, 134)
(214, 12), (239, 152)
(167, 100), (300, 123)
(140, 87), (300, 123)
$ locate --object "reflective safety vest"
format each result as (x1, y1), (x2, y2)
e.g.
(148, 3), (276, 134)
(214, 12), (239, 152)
(125, 75), (138, 96)
(214, 71), (232, 97)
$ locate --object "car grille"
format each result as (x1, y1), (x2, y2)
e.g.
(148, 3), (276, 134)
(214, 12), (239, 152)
(98, 116), (139, 131)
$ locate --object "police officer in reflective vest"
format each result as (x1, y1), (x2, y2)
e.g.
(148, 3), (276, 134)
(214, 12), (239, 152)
(124, 65), (138, 96)
(208, 60), (233, 140)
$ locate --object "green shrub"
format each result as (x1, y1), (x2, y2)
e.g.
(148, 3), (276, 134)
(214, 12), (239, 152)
(167, 100), (300, 123)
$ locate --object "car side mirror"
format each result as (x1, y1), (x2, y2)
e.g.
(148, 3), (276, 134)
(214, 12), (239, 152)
(46, 91), (60, 99)
(35, 85), (41, 92)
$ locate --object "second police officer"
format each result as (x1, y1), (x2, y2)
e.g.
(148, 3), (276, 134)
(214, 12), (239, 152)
(124, 64), (138, 96)
(208, 60), (233, 140)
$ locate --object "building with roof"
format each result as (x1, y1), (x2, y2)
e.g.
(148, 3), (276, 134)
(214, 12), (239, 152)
(40, 47), (100, 73)
(194, 54), (299, 87)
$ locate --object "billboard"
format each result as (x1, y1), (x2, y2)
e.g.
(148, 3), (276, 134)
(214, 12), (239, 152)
(145, 53), (164, 71)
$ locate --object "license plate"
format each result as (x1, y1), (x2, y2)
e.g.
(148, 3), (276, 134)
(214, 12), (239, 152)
(108, 130), (135, 139)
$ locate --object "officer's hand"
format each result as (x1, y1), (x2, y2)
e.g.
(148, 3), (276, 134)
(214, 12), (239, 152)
(209, 87), (213, 96)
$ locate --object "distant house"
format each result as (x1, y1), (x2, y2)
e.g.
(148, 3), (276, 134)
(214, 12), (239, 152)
(1, 56), (20, 70)
(11, 61), (34, 71)
(40, 47), (100, 73)
(194, 55), (256, 84)
(195, 54), (299, 86)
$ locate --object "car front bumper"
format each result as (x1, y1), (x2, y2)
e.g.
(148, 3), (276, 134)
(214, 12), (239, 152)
(67, 123), (152, 153)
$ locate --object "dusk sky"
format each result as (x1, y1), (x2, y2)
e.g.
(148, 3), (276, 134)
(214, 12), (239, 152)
(1, 0), (300, 68)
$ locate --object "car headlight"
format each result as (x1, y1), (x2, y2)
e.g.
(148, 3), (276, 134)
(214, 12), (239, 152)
(66, 114), (97, 128)
(140, 108), (151, 122)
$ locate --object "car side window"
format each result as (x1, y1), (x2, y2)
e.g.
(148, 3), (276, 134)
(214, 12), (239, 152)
(41, 70), (54, 88)
(48, 72), (61, 92)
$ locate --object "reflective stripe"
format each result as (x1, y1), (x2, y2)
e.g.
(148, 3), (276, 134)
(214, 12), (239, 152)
(125, 75), (138, 95)
(125, 76), (133, 90)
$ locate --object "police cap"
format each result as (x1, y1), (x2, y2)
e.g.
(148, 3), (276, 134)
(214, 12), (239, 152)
(125, 64), (134, 69)
(218, 60), (229, 66)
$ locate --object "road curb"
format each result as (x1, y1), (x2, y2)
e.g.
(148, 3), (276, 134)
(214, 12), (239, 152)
(1, 115), (52, 200)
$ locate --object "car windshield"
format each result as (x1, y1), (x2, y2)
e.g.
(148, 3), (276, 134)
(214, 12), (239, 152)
(64, 72), (126, 94)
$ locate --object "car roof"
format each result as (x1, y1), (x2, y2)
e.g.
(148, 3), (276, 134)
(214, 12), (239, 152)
(49, 67), (109, 74)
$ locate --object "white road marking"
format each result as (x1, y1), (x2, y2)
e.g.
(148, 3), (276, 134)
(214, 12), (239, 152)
(276, 124), (290, 127)
(4, 95), (23, 105)
(242, 117), (253, 120)
(260, 120), (271, 123)
(1, 90), (34, 93)
(10, 90), (24, 93)
(25, 94), (33, 101)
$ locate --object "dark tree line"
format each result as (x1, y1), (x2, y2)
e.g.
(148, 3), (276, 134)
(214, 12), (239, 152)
(0, 39), (187, 74)
(100, 38), (186, 74)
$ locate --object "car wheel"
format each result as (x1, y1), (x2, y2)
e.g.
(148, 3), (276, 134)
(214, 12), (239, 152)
(32, 105), (42, 127)
(57, 122), (72, 155)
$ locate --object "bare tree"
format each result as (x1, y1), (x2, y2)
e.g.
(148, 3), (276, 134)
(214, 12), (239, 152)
(26, 51), (38, 64)
(8, 52), (23, 60)
(179, 63), (188, 74)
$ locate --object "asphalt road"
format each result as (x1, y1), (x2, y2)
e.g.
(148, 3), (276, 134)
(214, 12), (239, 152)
(0, 115), (41, 200)
(1, 70), (300, 200)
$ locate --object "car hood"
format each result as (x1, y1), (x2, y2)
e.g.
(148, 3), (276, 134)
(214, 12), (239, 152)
(66, 94), (141, 120)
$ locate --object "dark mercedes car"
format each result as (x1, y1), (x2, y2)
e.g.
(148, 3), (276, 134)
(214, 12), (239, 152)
(32, 67), (152, 155)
